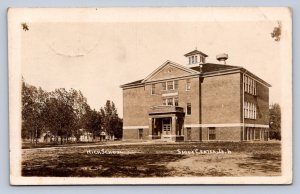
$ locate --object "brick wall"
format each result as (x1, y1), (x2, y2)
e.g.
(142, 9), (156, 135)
(123, 77), (200, 127)
(201, 127), (242, 141)
(201, 73), (242, 124)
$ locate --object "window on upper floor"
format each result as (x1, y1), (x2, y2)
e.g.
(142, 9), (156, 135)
(162, 97), (178, 106)
(186, 79), (191, 91)
(174, 97), (178, 106)
(186, 103), (192, 115)
(195, 56), (198, 63)
(244, 101), (257, 119)
(161, 80), (178, 91)
(167, 81), (174, 90)
(167, 98), (173, 106)
(244, 74), (257, 96)
(162, 82), (166, 91)
(162, 98), (167, 105)
(174, 80), (179, 90)
(151, 84), (156, 95)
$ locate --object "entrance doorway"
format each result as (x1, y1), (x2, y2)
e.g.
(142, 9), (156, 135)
(162, 118), (171, 136)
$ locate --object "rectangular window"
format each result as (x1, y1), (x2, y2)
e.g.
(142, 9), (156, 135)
(244, 75), (257, 96)
(244, 101), (257, 119)
(246, 76), (249, 92)
(174, 97), (178, 106)
(186, 103), (191, 115)
(162, 82), (166, 91)
(167, 81), (174, 90)
(151, 84), (156, 95)
(244, 76), (247, 93)
(189, 57), (192, 64)
(195, 56), (198, 63)
(244, 102), (247, 118)
(174, 80), (178, 90)
(162, 97), (178, 106)
(167, 98), (173, 106)
(162, 98), (166, 105)
(250, 103), (253, 119)
(138, 129), (143, 139)
(209, 127), (216, 140)
(243, 75), (246, 92)
(192, 56), (195, 64)
(249, 102), (251, 118)
(246, 102), (249, 118)
(247, 77), (250, 93)
(186, 79), (191, 91)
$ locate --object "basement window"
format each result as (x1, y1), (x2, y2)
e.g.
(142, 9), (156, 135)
(209, 127), (216, 140)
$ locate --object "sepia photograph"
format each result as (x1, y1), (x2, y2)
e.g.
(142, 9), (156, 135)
(8, 7), (292, 185)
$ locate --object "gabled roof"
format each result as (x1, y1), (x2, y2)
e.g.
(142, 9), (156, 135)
(142, 60), (199, 83)
(184, 49), (208, 57)
(121, 62), (271, 88)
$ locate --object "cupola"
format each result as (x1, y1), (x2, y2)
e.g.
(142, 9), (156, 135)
(184, 49), (208, 65)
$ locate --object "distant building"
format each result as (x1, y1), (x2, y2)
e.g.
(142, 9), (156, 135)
(79, 129), (93, 142)
(120, 50), (271, 142)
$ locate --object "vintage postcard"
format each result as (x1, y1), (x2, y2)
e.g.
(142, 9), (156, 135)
(8, 7), (292, 185)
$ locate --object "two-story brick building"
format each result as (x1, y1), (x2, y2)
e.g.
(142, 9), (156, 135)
(120, 50), (271, 142)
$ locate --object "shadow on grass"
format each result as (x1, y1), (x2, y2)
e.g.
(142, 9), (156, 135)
(22, 153), (187, 177)
(238, 153), (281, 175)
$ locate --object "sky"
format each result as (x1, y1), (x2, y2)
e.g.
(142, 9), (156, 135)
(21, 20), (283, 118)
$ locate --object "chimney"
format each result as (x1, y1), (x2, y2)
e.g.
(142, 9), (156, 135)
(216, 53), (228, 65)
(199, 64), (203, 73)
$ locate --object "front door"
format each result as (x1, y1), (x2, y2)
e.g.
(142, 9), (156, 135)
(162, 118), (171, 139)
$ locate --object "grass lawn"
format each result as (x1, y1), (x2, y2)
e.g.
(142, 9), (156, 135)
(22, 142), (281, 177)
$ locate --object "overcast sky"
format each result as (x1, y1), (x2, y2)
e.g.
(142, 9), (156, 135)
(22, 20), (282, 118)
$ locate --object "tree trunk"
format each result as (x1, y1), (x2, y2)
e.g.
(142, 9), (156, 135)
(35, 127), (38, 145)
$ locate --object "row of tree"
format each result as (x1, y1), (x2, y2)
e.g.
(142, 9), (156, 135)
(22, 79), (122, 144)
(269, 103), (281, 140)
